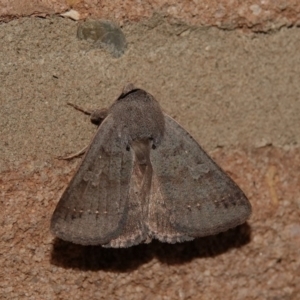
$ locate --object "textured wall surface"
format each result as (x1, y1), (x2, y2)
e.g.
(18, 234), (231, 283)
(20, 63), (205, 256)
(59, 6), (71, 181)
(1, 6), (300, 300)
(1, 0), (300, 31)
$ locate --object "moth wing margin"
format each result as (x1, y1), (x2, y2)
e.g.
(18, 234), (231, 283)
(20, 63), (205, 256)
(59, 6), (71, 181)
(151, 114), (252, 238)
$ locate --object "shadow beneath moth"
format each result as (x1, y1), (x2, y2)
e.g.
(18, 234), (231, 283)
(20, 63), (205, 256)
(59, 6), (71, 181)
(51, 84), (252, 248)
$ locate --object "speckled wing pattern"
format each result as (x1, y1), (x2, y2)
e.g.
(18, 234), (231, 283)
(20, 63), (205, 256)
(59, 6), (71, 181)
(148, 115), (251, 243)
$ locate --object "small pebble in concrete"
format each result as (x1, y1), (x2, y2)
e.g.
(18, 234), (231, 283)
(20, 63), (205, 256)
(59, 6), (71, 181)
(77, 19), (127, 58)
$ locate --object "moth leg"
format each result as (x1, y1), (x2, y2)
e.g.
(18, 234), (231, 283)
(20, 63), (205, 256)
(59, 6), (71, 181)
(56, 145), (88, 160)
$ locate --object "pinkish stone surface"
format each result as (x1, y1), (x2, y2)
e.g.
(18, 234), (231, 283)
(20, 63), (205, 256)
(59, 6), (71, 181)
(1, 0), (300, 31)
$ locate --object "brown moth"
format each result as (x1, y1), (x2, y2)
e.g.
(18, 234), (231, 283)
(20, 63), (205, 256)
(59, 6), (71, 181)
(51, 84), (252, 248)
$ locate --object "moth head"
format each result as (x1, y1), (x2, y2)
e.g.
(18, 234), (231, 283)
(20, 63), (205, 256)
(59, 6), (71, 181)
(90, 108), (108, 126)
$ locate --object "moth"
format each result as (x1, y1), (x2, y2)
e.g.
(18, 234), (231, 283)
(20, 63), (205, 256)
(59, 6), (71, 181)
(51, 84), (252, 248)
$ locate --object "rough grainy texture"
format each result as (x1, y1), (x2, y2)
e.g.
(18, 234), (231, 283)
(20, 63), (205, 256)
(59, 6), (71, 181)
(1, 0), (300, 32)
(1, 17), (300, 172)
(1, 16), (300, 299)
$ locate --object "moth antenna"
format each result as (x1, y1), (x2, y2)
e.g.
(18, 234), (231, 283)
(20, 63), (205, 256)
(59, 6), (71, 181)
(67, 102), (93, 116)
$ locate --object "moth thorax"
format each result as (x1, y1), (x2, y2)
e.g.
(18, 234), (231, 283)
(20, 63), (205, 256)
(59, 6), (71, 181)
(110, 89), (165, 147)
